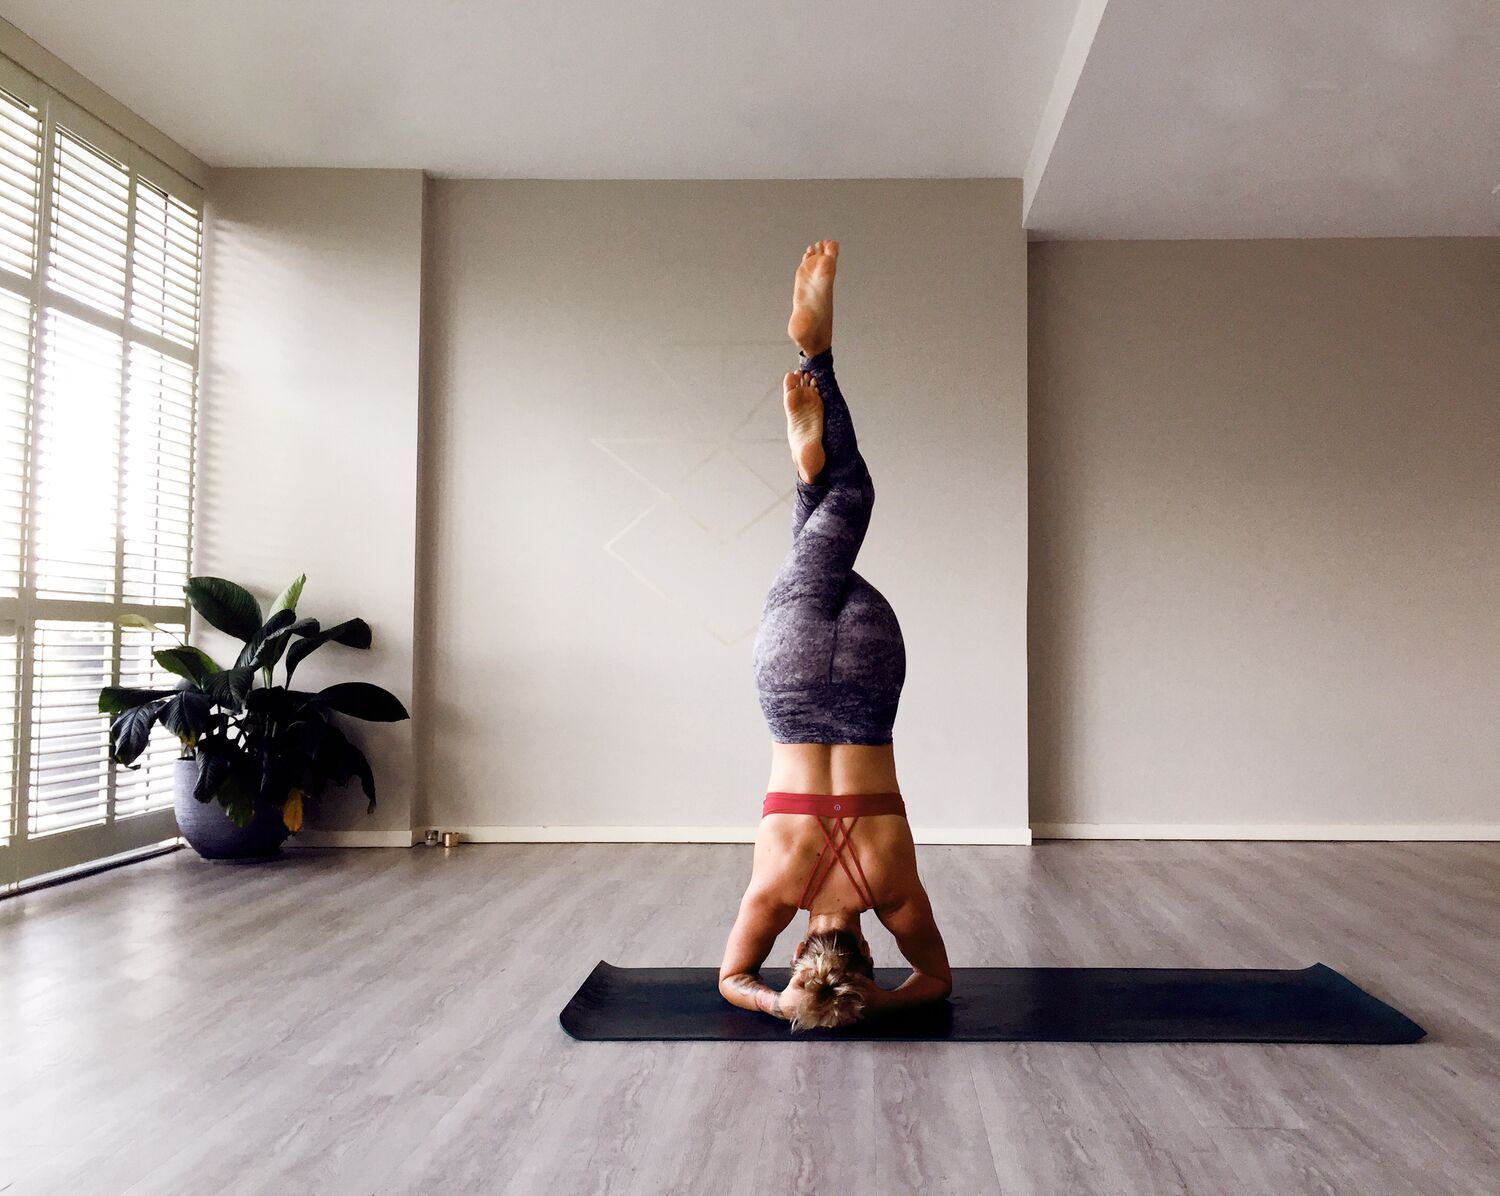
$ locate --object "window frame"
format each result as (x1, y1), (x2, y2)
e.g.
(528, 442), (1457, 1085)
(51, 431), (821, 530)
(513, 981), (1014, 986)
(0, 53), (204, 887)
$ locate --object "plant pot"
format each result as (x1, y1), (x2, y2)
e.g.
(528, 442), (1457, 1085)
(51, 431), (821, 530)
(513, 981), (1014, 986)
(173, 757), (290, 861)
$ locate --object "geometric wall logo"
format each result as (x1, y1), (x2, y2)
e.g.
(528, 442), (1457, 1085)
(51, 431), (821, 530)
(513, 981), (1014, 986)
(592, 341), (799, 645)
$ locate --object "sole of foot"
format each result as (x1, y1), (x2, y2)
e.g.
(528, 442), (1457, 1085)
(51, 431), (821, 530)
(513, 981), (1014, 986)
(788, 240), (837, 357)
(784, 370), (825, 484)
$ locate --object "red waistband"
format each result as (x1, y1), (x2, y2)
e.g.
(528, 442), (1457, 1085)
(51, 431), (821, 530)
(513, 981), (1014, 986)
(762, 791), (907, 819)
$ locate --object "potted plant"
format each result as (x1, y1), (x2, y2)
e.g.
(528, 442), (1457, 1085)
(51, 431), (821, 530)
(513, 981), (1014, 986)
(98, 574), (410, 860)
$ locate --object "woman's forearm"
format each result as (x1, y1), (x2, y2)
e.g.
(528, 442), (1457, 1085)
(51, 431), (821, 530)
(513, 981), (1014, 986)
(867, 970), (952, 1014)
(719, 972), (787, 1018)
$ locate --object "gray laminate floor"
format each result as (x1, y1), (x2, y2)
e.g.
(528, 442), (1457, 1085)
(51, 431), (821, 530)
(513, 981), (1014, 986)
(1, 840), (1497, 1195)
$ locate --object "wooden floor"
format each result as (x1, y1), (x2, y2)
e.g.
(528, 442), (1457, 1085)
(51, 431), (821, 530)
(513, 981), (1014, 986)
(2, 840), (1497, 1195)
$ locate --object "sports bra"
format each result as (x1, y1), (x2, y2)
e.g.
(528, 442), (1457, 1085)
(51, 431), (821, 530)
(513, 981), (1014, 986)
(761, 791), (907, 910)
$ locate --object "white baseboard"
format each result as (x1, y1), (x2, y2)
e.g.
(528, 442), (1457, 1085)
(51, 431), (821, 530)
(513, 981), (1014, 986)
(446, 825), (1034, 846)
(286, 825), (1034, 846)
(283, 822), (1500, 848)
(451, 825), (754, 843)
(289, 829), (420, 848)
(1030, 822), (1500, 842)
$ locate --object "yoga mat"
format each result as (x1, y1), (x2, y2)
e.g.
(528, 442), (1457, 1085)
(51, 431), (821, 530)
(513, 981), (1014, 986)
(560, 961), (1424, 1043)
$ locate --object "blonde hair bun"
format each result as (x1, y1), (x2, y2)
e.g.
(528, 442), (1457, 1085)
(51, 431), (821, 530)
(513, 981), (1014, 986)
(788, 929), (872, 1032)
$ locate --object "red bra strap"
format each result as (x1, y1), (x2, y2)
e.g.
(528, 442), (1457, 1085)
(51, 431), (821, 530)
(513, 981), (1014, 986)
(797, 819), (838, 909)
(798, 815), (874, 910)
(842, 819), (876, 907)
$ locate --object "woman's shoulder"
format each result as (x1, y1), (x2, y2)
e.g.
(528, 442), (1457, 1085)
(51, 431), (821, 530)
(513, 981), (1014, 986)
(860, 818), (922, 896)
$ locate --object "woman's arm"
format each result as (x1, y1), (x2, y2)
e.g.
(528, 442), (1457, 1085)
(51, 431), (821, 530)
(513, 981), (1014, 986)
(718, 886), (798, 1017)
(868, 887), (953, 1013)
(718, 971), (789, 1018)
(857, 969), (951, 1014)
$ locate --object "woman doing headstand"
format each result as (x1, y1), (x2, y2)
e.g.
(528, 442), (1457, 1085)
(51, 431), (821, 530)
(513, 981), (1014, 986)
(718, 241), (952, 1031)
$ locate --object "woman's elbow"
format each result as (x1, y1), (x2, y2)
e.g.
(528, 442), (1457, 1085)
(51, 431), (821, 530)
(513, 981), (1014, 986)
(718, 972), (752, 1006)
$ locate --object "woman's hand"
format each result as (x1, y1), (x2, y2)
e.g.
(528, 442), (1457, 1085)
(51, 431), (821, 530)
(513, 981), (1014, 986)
(847, 973), (890, 1015)
(849, 970), (950, 1015)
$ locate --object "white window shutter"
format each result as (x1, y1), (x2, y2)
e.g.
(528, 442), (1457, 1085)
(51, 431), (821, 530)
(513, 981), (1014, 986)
(32, 309), (122, 600)
(0, 627), (16, 847)
(130, 180), (201, 348)
(0, 287), (32, 600)
(46, 127), (130, 319)
(0, 85), (42, 280)
(123, 345), (193, 604)
(0, 83), (39, 853)
(27, 619), (112, 837)
(0, 62), (203, 883)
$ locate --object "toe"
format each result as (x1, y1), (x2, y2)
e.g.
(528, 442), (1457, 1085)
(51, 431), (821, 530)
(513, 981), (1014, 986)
(824, 240), (839, 257)
(784, 371), (801, 393)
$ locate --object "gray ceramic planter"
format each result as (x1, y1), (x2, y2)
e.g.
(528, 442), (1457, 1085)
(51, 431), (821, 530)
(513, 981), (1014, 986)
(173, 757), (290, 861)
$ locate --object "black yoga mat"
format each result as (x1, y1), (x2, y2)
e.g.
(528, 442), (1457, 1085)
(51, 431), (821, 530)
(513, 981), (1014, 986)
(560, 961), (1424, 1043)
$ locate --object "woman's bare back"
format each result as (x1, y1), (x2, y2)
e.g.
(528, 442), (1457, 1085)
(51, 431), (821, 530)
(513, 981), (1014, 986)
(753, 811), (921, 915)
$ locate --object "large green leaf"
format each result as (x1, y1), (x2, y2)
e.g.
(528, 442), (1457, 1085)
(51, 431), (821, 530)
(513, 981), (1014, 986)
(320, 721), (377, 811)
(159, 690), (215, 739)
(109, 703), (163, 766)
(312, 681), (409, 722)
(186, 577), (263, 642)
(269, 574), (306, 617)
(257, 751), (284, 807)
(245, 685), (307, 720)
(99, 685), (176, 715)
(201, 665), (256, 711)
(217, 766), (258, 827)
(259, 577), (309, 679)
(350, 746), (375, 812)
(235, 608), (297, 670)
(155, 645), (220, 683)
(258, 615), (318, 685)
(284, 618), (371, 681)
(193, 747), (232, 802)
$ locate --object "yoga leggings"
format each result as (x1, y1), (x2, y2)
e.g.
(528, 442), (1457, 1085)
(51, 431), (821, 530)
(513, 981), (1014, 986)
(751, 348), (906, 744)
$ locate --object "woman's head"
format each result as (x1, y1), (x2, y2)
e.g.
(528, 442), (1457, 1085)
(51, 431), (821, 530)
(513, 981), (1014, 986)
(784, 929), (874, 1031)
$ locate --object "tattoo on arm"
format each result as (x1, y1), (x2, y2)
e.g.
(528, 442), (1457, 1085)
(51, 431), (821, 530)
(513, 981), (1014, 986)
(721, 972), (785, 1018)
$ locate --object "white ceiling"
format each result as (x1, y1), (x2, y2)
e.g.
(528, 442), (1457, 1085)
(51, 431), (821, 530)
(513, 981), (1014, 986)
(1025, 0), (1500, 238)
(4, 1), (1497, 237)
(0, 1), (1075, 179)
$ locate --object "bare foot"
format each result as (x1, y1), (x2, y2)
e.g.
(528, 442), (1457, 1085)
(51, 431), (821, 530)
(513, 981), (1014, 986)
(783, 370), (825, 484)
(788, 240), (838, 357)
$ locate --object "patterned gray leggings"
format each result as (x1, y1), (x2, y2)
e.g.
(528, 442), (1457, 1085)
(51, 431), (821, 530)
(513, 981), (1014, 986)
(751, 348), (906, 745)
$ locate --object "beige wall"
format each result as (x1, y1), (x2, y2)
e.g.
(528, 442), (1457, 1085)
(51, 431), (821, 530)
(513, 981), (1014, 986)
(197, 169), (425, 839)
(1029, 239), (1500, 831)
(418, 180), (1030, 838)
(196, 178), (1497, 841)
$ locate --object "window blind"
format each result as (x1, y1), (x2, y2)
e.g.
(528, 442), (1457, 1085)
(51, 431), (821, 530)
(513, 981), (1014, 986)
(0, 60), (203, 884)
